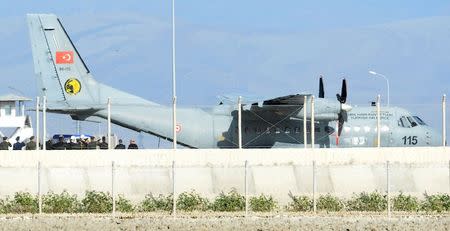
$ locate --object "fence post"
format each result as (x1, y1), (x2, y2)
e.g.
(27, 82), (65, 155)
(312, 160), (316, 213)
(443, 94), (446, 147)
(386, 161), (391, 218)
(36, 97), (40, 150)
(304, 95), (307, 148)
(42, 96), (47, 150)
(107, 97), (112, 149)
(172, 160), (176, 218)
(377, 95), (381, 147)
(311, 96), (315, 149)
(238, 96), (242, 149)
(245, 160), (249, 217)
(38, 161), (42, 214)
(112, 161), (115, 216)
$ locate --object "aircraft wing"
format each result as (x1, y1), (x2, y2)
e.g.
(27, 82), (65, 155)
(218, 93), (312, 106)
(261, 94), (310, 106)
(219, 94), (312, 118)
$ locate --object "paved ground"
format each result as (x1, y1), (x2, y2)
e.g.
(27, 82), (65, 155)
(0, 212), (449, 230)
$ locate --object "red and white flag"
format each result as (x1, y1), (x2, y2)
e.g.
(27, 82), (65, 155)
(56, 51), (74, 64)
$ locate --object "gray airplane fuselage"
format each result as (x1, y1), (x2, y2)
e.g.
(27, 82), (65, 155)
(86, 102), (442, 148)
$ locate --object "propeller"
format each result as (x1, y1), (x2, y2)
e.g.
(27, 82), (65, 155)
(315, 77), (351, 146)
(336, 79), (348, 145)
(318, 76), (324, 98)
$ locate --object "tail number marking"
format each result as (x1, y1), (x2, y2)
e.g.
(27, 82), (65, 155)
(402, 136), (418, 145)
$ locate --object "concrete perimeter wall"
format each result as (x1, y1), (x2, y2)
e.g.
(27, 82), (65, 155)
(0, 147), (449, 204)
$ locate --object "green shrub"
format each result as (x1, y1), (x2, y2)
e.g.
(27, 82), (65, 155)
(43, 191), (81, 213)
(211, 189), (245, 212)
(347, 191), (387, 212)
(317, 194), (344, 211)
(421, 193), (450, 212)
(392, 193), (419, 212)
(177, 191), (209, 211)
(287, 192), (312, 212)
(81, 191), (112, 213)
(7, 192), (38, 214)
(139, 194), (173, 212)
(250, 194), (277, 212)
(116, 195), (135, 213)
(0, 198), (7, 213)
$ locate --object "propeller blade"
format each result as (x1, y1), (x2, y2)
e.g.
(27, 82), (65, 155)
(319, 76), (324, 98)
(340, 79), (347, 103)
(338, 115), (344, 137)
(335, 79), (348, 146)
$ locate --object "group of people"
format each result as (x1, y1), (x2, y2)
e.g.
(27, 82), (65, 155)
(0, 136), (37, 150)
(0, 135), (139, 150)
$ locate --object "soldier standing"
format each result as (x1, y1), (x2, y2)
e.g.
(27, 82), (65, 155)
(13, 136), (25, 150)
(0, 137), (12, 150)
(127, 139), (138, 149)
(99, 136), (108, 150)
(114, 139), (126, 149)
(25, 136), (37, 150)
(87, 136), (98, 149)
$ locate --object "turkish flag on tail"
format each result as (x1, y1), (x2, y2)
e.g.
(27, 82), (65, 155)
(56, 51), (74, 64)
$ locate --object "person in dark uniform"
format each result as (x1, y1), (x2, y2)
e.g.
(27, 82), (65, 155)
(0, 137), (12, 150)
(52, 136), (67, 150)
(127, 139), (138, 149)
(70, 138), (82, 150)
(98, 136), (108, 150)
(87, 137), (98, 150)
(114, 139), (126, 149)
(25, 136), (37, 150)
(13, 136), (25, 150)
(46, 139), (53, 150)
(66, 138), (74, 150)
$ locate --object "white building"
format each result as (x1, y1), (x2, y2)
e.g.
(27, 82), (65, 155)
(0, 94), (33, 146)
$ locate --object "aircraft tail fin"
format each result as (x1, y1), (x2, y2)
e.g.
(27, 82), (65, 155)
(27, 14), (156, 111)
(27, 14), (96, 108)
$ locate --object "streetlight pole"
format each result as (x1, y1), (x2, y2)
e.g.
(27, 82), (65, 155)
(172, 0), (177, 150)
(369, 71), (390, 107)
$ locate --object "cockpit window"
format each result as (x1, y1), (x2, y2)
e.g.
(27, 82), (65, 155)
(413, 116), (427, 125)
(398, 115), (425, 128)
(407, 116), (418, 127)
(398, 116), (411, 128)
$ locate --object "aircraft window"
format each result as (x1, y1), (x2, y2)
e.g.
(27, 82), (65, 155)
(266, 127), (270, 134)
(294, 127), (300, 134)
(275, 128), (281, 134)
(285, 127), (291, 134)
(413, 116), (427, 125)
(407, 116), (418, 127)
(399, 116), (411, 128)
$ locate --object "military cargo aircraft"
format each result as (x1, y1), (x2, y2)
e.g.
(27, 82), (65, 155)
(27, 14), (443, 148)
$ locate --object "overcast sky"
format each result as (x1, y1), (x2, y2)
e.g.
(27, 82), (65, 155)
(0, 1), (449, 147)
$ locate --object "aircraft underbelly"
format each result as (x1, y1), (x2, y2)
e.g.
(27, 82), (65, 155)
(95, 106), (215, 148)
